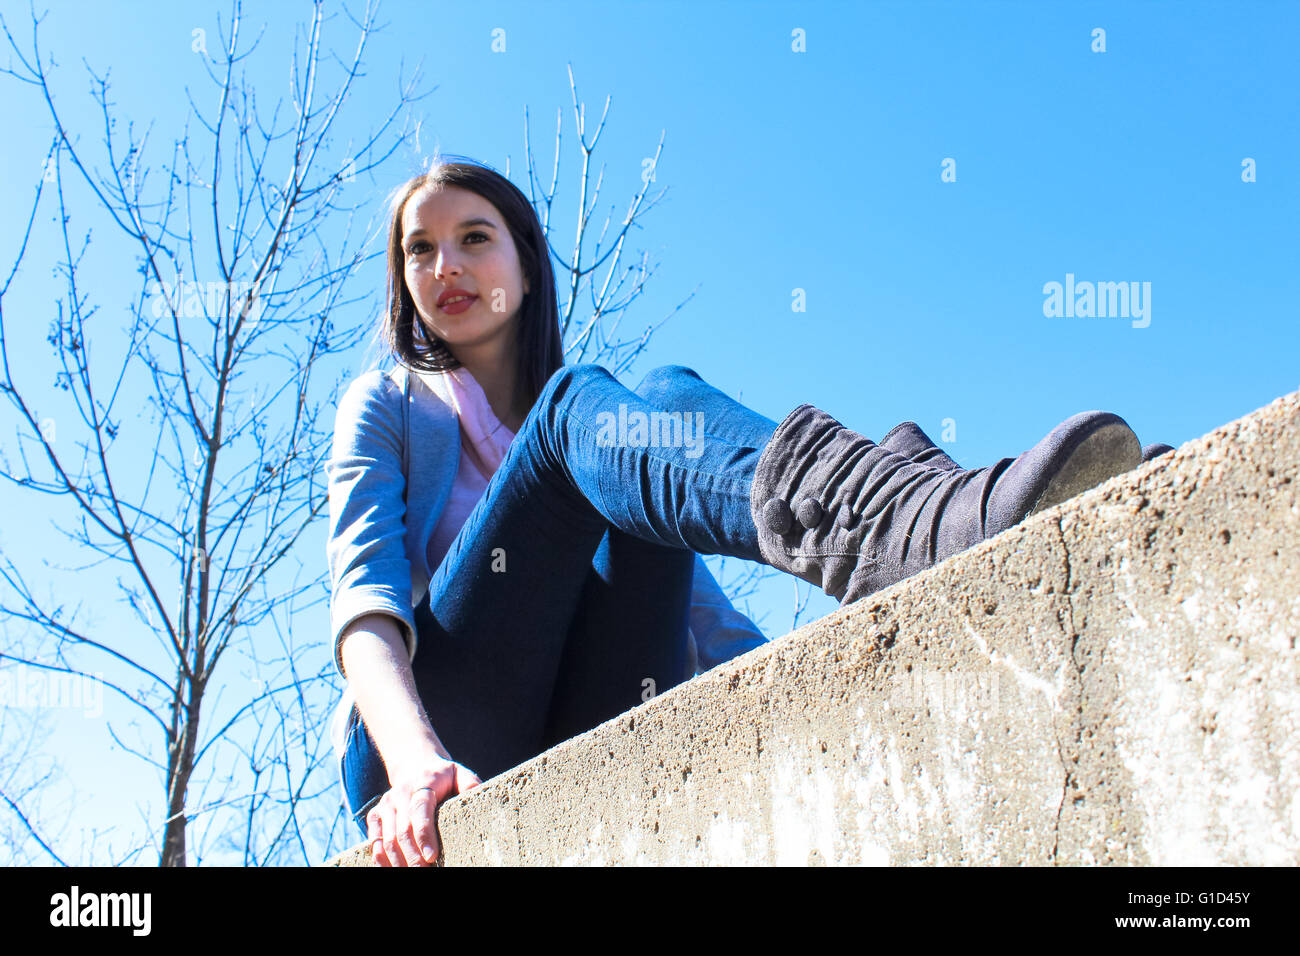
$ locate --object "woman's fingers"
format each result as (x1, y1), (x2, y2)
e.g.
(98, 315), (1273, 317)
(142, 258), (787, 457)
(366, 804), (389, 867)
(394, 798), (425, 867)
(381, 797), (405, 867)
(393, 787), (433, 866)
(410, 787), (440, 864)
(366, 761), (483, 867)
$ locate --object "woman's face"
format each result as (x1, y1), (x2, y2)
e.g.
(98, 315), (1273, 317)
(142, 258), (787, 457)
(400, 185), (530, 360)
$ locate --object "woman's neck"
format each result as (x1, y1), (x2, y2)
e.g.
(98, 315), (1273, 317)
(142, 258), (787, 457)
(453, 342), (526, 432)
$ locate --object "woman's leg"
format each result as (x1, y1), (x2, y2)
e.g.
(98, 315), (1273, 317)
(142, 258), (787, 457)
(538, 365), (770, 750)
(515, 363), (770, 559)
(409, 365), (772, 770)
(343, 528), (697, 837)
(340, 707), (388, 838)
(632, 364), (779, 452)
(343, 528), (697, 839)
(341, 485), (614, 832)
(540, 527), (695, 749)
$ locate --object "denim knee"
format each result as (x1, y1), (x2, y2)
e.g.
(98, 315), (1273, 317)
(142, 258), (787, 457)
(537, 363), (612, 409)
(523, 364), (605, 440)
(633, 364), (701, 403)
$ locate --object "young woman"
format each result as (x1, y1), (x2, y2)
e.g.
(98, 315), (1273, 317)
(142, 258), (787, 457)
(327, 159), (1170, 867)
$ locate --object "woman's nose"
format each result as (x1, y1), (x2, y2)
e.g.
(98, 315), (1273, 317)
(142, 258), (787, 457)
(434, 249), (462, 281)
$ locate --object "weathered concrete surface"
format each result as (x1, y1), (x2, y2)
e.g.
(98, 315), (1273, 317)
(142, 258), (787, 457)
(328, 391), (1299, 866)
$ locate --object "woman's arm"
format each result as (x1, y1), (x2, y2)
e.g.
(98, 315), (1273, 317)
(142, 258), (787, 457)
(327, 372), (479, 864)
(325, 371), (419, 676)
(341, 612), (448, 768)
(342, 612), (481, 866)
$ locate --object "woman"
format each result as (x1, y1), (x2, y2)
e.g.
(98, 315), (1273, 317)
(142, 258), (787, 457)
(327, 158), (1168, 867)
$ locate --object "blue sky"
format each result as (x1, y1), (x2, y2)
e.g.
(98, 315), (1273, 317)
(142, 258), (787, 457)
(1, 0), (1296, 863)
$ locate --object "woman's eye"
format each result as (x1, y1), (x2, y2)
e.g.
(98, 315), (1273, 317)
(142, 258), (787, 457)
(407, 233), (487, 256)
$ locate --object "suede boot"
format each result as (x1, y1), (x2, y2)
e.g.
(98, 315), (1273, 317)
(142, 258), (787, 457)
(751, 405), (1142, 605)
(884, 420), (1174, 471)
(879, 421), (960, 471)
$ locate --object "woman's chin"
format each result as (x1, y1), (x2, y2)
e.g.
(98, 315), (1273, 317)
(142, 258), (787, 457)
(429, 318), (518, 353)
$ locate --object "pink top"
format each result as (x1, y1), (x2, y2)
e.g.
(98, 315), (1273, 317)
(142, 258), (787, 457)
(416, 366), (517, 571)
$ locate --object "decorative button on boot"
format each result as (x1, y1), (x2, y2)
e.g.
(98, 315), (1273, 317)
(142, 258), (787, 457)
(794, 498), (823, 529)
(760, 498), (794, 535)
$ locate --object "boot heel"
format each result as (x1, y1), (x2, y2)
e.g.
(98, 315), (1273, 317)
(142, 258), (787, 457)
(1029, 421), (1143, 515)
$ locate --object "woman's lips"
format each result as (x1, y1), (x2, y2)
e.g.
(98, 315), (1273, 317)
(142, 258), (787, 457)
(440, 295), (477, 314)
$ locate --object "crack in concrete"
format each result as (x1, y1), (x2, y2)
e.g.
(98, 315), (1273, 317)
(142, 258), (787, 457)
(513, 801), (524, 864)
(1051, 514), (1084, 864)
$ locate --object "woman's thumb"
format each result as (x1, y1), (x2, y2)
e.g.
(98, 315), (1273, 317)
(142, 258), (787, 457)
(456, 764), (483, 793)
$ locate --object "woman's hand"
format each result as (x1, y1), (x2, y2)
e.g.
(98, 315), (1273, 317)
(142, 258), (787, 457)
(339, 614), (482, 866)
(368, 756), (483, 867)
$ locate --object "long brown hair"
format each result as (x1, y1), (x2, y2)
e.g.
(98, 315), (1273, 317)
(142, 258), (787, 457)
(381, 158), (564, 410)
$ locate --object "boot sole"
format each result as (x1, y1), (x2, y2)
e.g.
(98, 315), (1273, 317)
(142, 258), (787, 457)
(1027, 420), (1142, 516)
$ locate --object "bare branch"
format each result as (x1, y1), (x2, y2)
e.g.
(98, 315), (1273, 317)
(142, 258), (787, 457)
(0, 786), (68, 866)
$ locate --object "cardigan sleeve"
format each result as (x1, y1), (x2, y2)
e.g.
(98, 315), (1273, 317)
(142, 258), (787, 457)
(687, 554), (768, 672)
(324, 370), (418, 678)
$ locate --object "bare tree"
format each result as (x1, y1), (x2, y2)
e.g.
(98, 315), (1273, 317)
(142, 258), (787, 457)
(0, 0), (423, 866)
(0, 2), (773, 867)
(521, 64), (681, 373)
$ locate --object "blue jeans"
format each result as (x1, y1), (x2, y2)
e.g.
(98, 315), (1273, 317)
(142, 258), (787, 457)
(340, 364), (780, 836)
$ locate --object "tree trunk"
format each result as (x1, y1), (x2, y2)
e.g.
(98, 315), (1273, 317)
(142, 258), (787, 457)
(160, 689), (203, 867)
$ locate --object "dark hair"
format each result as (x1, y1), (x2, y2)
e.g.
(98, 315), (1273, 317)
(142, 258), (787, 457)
(381, 157), (564, 410)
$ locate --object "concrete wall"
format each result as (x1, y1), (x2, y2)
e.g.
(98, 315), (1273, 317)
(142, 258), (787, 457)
(329, 391), (1299, 866)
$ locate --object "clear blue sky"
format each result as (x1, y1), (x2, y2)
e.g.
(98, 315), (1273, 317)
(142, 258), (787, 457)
(1, 0), (1296, 863)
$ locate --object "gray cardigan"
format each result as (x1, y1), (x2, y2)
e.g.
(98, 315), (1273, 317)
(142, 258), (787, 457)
(324, 364), (768, 685)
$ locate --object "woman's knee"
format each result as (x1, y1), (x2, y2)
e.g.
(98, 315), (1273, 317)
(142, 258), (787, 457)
(633, 364), (701, 403)
(538, 363), (612, 407)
